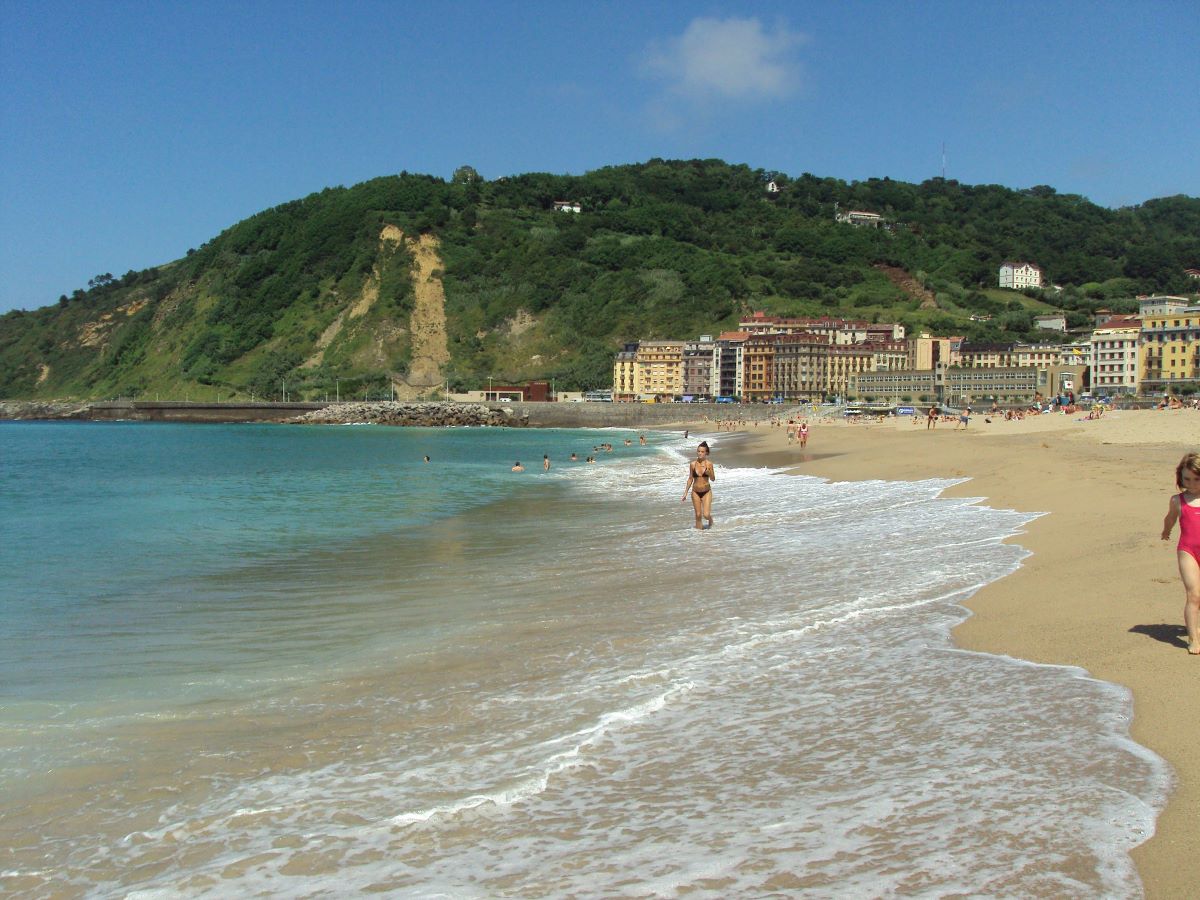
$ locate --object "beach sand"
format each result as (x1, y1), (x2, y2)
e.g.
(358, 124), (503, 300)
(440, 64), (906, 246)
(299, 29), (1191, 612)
(703, 407), (1197, 899)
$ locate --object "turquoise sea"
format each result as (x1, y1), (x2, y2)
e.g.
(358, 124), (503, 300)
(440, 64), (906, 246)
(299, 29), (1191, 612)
(0, 421), (1169, 897)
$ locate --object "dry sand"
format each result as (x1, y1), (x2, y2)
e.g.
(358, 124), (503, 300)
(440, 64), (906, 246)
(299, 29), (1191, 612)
(707, 407), (1198, 899)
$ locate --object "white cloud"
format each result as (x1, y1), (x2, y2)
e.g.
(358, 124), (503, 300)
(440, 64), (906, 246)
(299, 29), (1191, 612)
(643, 17), (806, 103)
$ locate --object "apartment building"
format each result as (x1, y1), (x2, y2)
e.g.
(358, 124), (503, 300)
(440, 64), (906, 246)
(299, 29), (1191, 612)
(1090, 316), (1140, 395)
(1139, 296), (1191, 317)
(611, 343), (640, 401)
(738, 312), (806, 336)
(866, 323), (907, 342)
(808, 317), (871, 346)
(870, 340), (909, 372)
(741, 334), (776, 402)
(906, 334), (953, 370)
(771, 332), (828, 401)
(635, 340), (685, 399)
(957, 342), (1015, 368)
(1013, 343), (1062, 369)
(1140, 305), (1200, 395)
(825, 344), (875, 401)
(682, 337), (719, 399)
(737, 312), (904, 345)
(717, 332), (748, 399)
(1060, 341), (1092, 370)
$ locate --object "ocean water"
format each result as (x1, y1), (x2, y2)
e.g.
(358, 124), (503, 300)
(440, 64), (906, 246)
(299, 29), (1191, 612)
(0, 421), (1169, 898)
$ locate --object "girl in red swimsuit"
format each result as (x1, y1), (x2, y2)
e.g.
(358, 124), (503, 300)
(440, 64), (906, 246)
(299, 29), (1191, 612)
(682, 441), (715, 530)
(1161, 451), (1200, 655)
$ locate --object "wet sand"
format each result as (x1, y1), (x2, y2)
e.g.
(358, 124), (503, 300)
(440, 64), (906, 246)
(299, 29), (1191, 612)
(703, 408), (1198, 900)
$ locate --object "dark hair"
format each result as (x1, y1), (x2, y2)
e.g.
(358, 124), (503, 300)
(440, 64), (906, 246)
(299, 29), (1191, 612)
(698, 441), (710, 449)
(1176, 452), (1200, 489)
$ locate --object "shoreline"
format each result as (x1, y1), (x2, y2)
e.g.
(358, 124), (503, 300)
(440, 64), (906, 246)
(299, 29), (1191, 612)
(704, 409), (1196, 900)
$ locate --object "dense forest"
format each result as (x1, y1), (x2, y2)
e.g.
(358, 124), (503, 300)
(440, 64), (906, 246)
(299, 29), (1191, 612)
(1, 159), (1197, 398)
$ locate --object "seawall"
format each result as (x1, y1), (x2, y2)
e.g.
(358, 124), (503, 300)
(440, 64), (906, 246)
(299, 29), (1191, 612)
(1, 400), (795, 428)
(495, 401), (775, 428)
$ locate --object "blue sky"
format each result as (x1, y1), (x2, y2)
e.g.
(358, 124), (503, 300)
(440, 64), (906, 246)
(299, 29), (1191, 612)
(2, 0), (1197, 314)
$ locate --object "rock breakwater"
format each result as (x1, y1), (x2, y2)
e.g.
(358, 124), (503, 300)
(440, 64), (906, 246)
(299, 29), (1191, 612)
(0, 400), (91, 420)
(290, 401), (526, 427)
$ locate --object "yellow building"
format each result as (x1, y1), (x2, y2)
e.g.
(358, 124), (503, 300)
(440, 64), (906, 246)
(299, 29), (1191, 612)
(1140, 305), (1200, 395)
(906, 334), (953, 370)
(635, 340), (685, 399)
(612, 343), (639, 401)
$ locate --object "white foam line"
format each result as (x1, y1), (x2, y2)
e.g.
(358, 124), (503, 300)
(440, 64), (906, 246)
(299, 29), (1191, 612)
(716, 583), (997, 660)
(613, 667), (673, 685)
(389, 681), (694, 828)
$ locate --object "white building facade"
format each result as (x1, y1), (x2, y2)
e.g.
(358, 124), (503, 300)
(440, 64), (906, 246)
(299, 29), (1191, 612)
(999, 261), (1043, 290)
(1090, 317), (1141, 396)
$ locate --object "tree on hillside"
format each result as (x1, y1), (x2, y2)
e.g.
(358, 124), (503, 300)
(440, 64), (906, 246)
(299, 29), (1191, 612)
(453, 165), (481, 184)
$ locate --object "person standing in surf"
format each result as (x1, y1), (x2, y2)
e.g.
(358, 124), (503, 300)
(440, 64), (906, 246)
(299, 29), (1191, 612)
(682, 441), (715, 530)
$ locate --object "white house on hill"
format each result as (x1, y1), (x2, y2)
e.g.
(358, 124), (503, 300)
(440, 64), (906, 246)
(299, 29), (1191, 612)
(1033, 313), (1067, 332)
(835, 210), (884, 228)
(999, 261), (1042, 289)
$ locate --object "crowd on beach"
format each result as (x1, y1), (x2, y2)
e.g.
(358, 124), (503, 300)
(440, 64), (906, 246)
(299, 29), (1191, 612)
(1158, 395), (1198, 410)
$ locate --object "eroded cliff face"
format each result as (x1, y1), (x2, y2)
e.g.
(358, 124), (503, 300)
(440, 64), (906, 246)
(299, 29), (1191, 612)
(392, 231), (450, 400)
(297, 225), (449, 399)
(300, 225), (406, 370)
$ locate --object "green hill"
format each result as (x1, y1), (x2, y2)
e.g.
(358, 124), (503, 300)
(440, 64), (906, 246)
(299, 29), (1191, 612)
(2, 159), (1197, 399)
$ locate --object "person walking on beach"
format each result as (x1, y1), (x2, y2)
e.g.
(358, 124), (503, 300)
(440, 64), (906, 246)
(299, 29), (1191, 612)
(799, 421), (809, 449)
(682, 441), (715, 530)
(927, 405), (938, 429)
(1161, 451), (1200, 654)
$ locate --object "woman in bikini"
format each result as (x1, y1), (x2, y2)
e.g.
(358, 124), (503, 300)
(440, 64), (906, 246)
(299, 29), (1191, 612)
(682, 441), (715, 530)
(1161, 451), (1200, 654)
